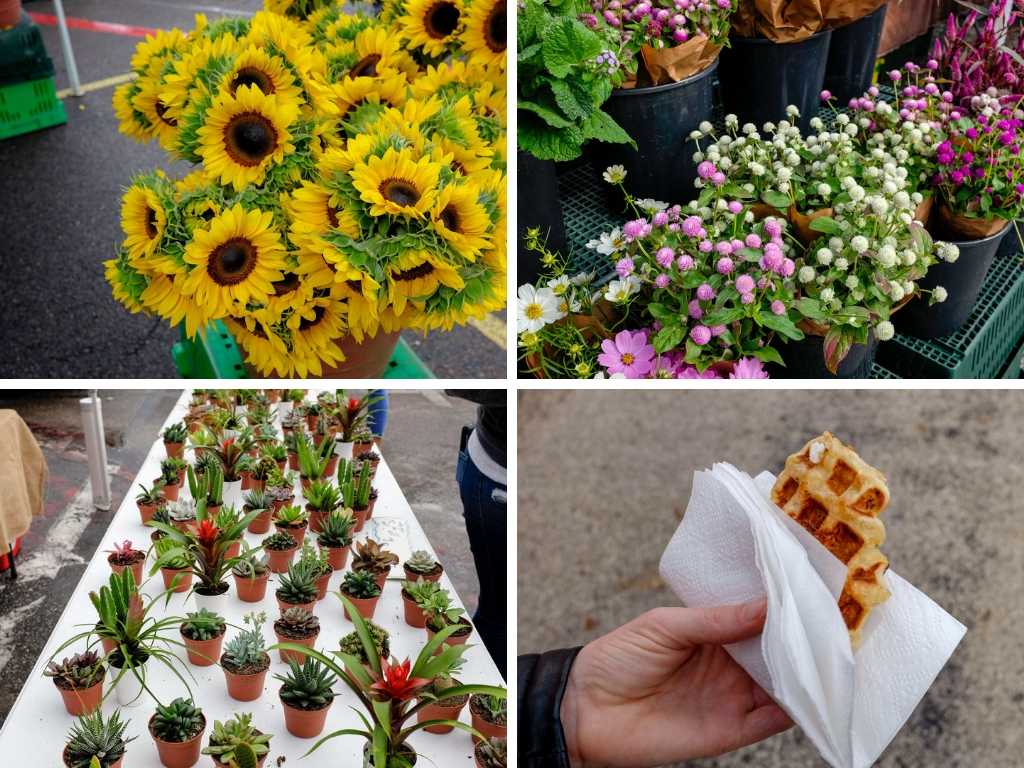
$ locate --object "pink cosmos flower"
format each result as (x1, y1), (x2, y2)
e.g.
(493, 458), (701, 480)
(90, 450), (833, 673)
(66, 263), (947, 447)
(598, 330), (655, 378)
(678, 365), (722, 379)
(729, 357), (769, 378)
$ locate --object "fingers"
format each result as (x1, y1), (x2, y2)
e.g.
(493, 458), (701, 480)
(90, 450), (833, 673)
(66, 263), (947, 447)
(741, 701), (796, 747)
(639, 598), (769, 649)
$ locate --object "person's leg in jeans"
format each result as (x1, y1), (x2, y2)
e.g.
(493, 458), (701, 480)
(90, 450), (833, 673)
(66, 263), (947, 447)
(365, 389), (388, 447)
(457, 450), (507, 680)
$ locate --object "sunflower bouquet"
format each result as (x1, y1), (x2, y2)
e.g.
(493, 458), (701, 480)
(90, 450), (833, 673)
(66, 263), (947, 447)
(106, 0), (507, 377)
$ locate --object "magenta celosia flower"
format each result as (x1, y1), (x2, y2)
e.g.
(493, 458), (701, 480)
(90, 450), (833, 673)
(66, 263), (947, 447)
(770, 300), (786, 315)
(616, 257), (634, 277)
(729, 357), (769, 378)
(597, 330), (655, 378)
(717, 257), (734, 274)
(656, 247), (675, 267)
(654, 273), (670, 288)
(681, 216), (703, 236)
(678, 254), (694, 270)
(690, 325), (712, 345)
(697, 161), (716, 179)
(735, 275), (755, 293)
(696, 283), (714, 301)
(688, 299), (703, 319)
(745, 233), (762, 249)
(678, 365), (721, 379)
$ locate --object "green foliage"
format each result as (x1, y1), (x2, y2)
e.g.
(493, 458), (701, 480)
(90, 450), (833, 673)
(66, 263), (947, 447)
(304, 479), (342, 512)
(65, 708), (135, 768)
(274, 657), (338, 710)
(160, 460), (182, 485)
(229, 741), (258, 768)
(250, 455), (279, 481)
(276, 560), (319, 605)
(181, 608), (225, 641)
(263, 531), (298, 551)
(295, 433), (334, 479)
(423, 587), (466, 631)
(201, 713), (271, 763)
(484, 695), (507, 720)
(136, 482), (166, 506)
(151, 697), (203, 743)
(164, 498), (197, 522)
(260, 442), (288, 462)
(232, 551), (270, 579)
(402, 576), (440, 609)
(223, 611), (268, 667)
(352, 539), (399, 575)
(161, 423), (188, 443)
(155, 537), (192, 570)
(354, 461), (373, 508)
(317, 508), (356, 548)
(242, 488), (274, 512)
(273, 504), (309, 526)
(341, 570), (381, 599)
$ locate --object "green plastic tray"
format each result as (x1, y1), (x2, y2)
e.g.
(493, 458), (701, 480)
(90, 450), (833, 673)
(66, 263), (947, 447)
(0, 75), (65, 140)
(0, 11), (54, 88)
(172, 320), (436, 379)
(996, 328), (1024, 379)
(871, 363), (901, 379)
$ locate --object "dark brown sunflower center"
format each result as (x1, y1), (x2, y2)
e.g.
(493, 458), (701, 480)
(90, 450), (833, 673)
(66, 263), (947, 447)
(272, 273), (300, 296)
(396, 263), (434, 282)
(352, 55), (381, 78)
(298, 304), (328, 331)
(451, 159), (465, 176)
(486, 0), (507, 53)
(207, 236), (258, 286)
(154, 101), (177, 127)
(231, 67), (275, 96)
(145, 206), (159, 239)
(379, 178), (421, 207)
(251, 325), (270, 340)
(438, 204), (461, 233)
(224, 112), (277, 167)
(200, 207), (216, 222)
(346, 279), (362, 293)
(326, 203), (340, 228)
(425, 1), (460, 39)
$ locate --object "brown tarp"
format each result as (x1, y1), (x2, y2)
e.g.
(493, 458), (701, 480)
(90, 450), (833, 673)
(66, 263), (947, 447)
(0, 410), (46, 552)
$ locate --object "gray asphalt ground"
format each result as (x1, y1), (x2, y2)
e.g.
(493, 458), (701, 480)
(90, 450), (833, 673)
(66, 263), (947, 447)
(0, 387), (496, 725)
(518, 390), (1024, 768)
(0, 0), (506, 378)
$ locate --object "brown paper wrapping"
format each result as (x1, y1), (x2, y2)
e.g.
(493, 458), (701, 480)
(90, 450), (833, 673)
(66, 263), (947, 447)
(750, 203), (786, 221)
(933, 200), (1010, 241)
(731, 0), (888, 43)
(788, 205), (834, 248)
(913, 194), (933, 226)
(823, 0), (888, 30)
(620, 38), (723, 89)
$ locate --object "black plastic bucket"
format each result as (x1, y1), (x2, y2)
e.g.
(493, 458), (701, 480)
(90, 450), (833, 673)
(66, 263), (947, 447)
(766, 332), (877, 378)
(588, 58), (718, 210)
(996, 220), (1023, 256)
(822, 3), (889, 104)
(517, 149), (568, 287)
(717, 31), (832, 135)
(894, 225), (1008, 339)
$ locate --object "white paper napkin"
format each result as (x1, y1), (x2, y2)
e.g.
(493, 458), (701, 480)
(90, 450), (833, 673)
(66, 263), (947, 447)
(659, 463), (966, 768)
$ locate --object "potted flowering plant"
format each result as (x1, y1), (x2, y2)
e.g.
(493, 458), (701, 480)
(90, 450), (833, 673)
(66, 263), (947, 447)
(330, 390), (386, 449)
(62, 708), (135, 768)
(148, 698), (205, 768)
(221, 611), (271, 702)
(45, 650), (106, 716)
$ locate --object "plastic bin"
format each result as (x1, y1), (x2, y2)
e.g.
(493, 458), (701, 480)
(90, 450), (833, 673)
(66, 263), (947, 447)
(0, 10), (55, 87)
(0, 76), (66, 140)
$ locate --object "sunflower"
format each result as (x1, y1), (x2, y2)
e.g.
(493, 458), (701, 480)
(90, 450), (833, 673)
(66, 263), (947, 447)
(285, 296), (348, 377)
(225, 316), (296, 377)
(121, 185), (167, 262)
(196, 84), (299, 190)
(333, 72), (408, 134)
(350, 147), (441, 218)
(431, 181), (492, 260)
(112, 80), (153, 144)
(141, 273), (211, 339)
(160, 33), (242, 119)
(387, 249), (464, 314)
(130, 28), (188, 77)
(429, 138), (494, 178)
(331, 273), (382, 342)
(399, 0), (465, 58)
(131, 76), (179, 148)
(104, 251), (148, 314)
(181, 203), (287, 317)
(289, 180), (362, 239)
(246, 270), (316, 329)
(461, 0), (507, 70)
(221, 45), (304, 108)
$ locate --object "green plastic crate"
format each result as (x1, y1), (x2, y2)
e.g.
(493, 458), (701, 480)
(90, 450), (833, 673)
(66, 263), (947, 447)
(871, 363), (901, 379)
(996, 329), (1024, 379)
(0, 11), (55, 87)
(0, 76), (65, 140)
(172, 320), (436, 379)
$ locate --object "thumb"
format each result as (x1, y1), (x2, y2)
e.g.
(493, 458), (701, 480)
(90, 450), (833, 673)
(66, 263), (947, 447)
(646, 598), (768, 648)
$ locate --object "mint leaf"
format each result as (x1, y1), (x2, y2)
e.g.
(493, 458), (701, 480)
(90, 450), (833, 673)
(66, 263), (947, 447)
(542, 18), (602, 79)
(580, 108), (635, 148)
(551, 78), (595, 122)
(517, 112), (584, 162)
(518, 98), (571, 129)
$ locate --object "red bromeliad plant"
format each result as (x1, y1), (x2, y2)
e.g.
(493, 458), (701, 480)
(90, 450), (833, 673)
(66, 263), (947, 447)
(270, 594), (506, 768)
(331, 391), (386, 443)
(105, 541), (145, 567)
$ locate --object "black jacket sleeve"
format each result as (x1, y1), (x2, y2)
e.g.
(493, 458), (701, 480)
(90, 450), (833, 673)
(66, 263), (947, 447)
(518, 647), (583, 768)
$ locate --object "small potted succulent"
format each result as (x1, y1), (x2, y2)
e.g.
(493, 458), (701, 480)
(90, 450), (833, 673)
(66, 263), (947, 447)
(274, 657), (339, 739)
(338, 620), (391, 672)
(403, 550), (443, 583)
(276, 560), (319, 615)
(106, 540), (147, 586)
(248, 455), (278, 493)
(262, 531), (299, 573)
(162, 423), (188, 458)
(62, 708), (135, 768)
(45, 650), (105, 716)
(265, 471), (296, 514)
(296, 538), (333, 599)
(164, 499), (197, 532)
(163, 455), (189, 483)
(316, 508), (356, 571)
(304, 479), (342, 534)
(352, 538), (399, 590)
(136, 482), (166, 525)
(154, 538), (193, 593)
(154, 460), (183, 502)
(401, 577), (440, 629)
(475, 737), (507, 768)
(148, 697), (205, 768)
(423, 588), (474, 651)
(352, 427), (375, 456)
(272, 504), (310, 539)
(339, 571), (382, 620)
(221, 611), (271, 702)
(201, 713), (271, 768)
(304, 401), (323, 432)
(354, 449), (381, 471)
(179, 608), (227, 667)
(242, 488), (274, 535)
(296, 432), (335, 488)
(260, 442), (288, 470)
(273, 607), (321, 664)
(469, 694), (508, 744)
(233, 550), (272, 602)
(416, 657), (469, 734)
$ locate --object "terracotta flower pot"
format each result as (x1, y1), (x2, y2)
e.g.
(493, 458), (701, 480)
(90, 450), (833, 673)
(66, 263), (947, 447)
(403, 563), (443, 584)
(324, 455), (339, 477)
(173, 519), (195, 533)
(314, 566), (334, 600)
(138, 502), (160, 525)
(209, 731), (269, 768)
(354, 441), (374, 455)
(180, 624), (226, 667)
(156, 478), (181, 502)
(341, 590), (380, 620)
(62, 744), (125, 768)
(266, 544), (298, 573)
(225, 540), (241, 560)
(288, 452), (299, 471)
(352, 506), (369, 532)
(273, 626), (319, 663)
(109, 553), (146, 586)
(307, 508), (329, 534)
(233, 571), (270, 602)
(274, 520), (308, 540)
(277, 595), (317, 616)
(372, 568), (389, 590)
(246, 508), (273, 534)
(206, 504), (222, 517)
(149, 712), (206, 768)
(164, 441), (185, 459)
(402, 590), (427, 628)
(426, 618), (473, 655)
(249, 478), (267, 492)
(417, 681), (467, 734)
(320, 544), (350, 571)
(221, 654), (270, 701)
(240, 470), (252, 491)
(100, 637), (116, 656)
(469, 695), (507, 744)
(305, 414), (318, 431)
(54, 670), (105, 716)
(280, 697), (333, 739)
(161, 567), (193, 593)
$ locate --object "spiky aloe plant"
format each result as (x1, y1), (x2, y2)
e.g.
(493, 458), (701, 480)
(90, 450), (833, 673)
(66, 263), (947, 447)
(276, 560), (319, 606)
(274, 656), (338, 710)
(316, 508), (356, 549)
(64, 708), (136, 768)
(295, 432), (334, 480)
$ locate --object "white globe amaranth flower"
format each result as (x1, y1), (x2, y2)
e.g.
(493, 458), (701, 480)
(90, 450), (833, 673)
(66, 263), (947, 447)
(845, 275), (859, 289)
(839, 219), (853, 232)
(719, 157), (733, 171)
(798, 266), (816, 283)
(851, 235), (869, 253)
(820, 287), (835, 302)
(834, 257), (849, 271)
(837, 113), (850, 125)
(877, 245), (898, 267)
(936, 242), (960, 263)
(785, 105), (801, 118)
(749, 161), (766, 176)
(817, 247), (833, 265)
(778, 181), (791, 193)
(777, 167), (792, 182)
(899, 212), (913, 225)
(852, 288), (866, 301)
(689, 130), (703, 139)
(895, 148), (909, 163)
(874, 321), (895, 341)
(902, 249), (917, 266)
(699, 120), (713, 134)
(933, 286), (948, 303)
(742, 182), (755, 193)
(903, 280), (915, 295)
(816, 274), (827, 284)
(870, 197), (889, 215)
(829, 236), (845, 252)
(817, 182), (832, 198)
(883, 180), (899, 195)
(744, 210), (754, 223)
(889, 282), (906, 301)
(894, 191), (911, 209)
(743, 123), (757, 134)
(840, 176), (856, 191)
(693, 151), (704, 163)
(725, 113), (739, 128)
(849, 185), (866, 202)
(911, 191), (923, 204)
(865, 166), (881, 179)
(845, 123), (858, 137)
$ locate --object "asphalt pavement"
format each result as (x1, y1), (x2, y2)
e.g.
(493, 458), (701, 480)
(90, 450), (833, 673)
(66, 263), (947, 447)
(0, 387), (495, 725)
(0, 0), (506, 378)
(518, 389), (1024, 768)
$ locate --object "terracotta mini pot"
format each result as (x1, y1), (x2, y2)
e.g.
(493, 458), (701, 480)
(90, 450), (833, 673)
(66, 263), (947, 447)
(270, 497), (292, 516)
(417, 682), (467, 734)
(246, 508), (273, 534)
(164, 441), (185, 459)
(305, 414), (318, 431)
(138, 502), (160, 525)
(225, 540), (241, 560)
(266, 544), (299, 573)
(63, 744), (125, 768)
(324, 456), (339, 477)
(173, 519), (195, 533)
(354, 441), (375, 455)
(281, 696), (333, 739)
(402, 591), (428, 628)
(100, 636), (116, 656)
(180, 624), (226, 667)
(273, 626), (319, 663)
(239, 470), (252, 491)
(314, 566), (334, 600)
(469, 695), (507, 744)
(274, 520), (308, 540)
(366, 496), (377, 517)
(426, 618), (473, 655)
(161, 567), (193, 593)
(54, 670), (105, 716)
(222, 654), (270, 701)
(156, 479), (181, 502)
(320, 544), (350, 571)
(109, 553), (146, 586)
(249, 478), (267, 492)
(341, 590), (380, 620)
(372, 568), (389, 590)
(352, 507), (369, 532)
(233, 571), (270, 602)
(149, 712), (206, 768)
(288, 452), (299, 471)
(209, 731), (269, 768)
(403, 563), (443, 584)
(277, 595), (317, 616)
(307, 508), (328, 534)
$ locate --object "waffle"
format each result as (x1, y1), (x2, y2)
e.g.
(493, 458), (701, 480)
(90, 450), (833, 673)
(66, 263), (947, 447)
(771, 432), (891, 648)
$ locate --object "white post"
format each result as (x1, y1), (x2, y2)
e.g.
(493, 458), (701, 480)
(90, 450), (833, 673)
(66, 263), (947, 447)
(80, 392), (111, 510)
(51, 0), (83, 97)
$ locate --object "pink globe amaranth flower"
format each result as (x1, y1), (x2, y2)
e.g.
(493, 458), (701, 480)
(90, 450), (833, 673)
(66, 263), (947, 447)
(623, 219), (647, 239)
(821, 89), (832, 100)
(656, 247), (675, 267)
(770, 300), (786, 315)
(696, 283), (714, 301)
(759, 251), (782, 272)
(740, 291), (755, 305)
(711, 172), (726, 185)
(848, 97), (859, 109)
(729, 357), (769, 379)
(653, 211), (669, 227)
(677, 253), (694, 270)
(597, 330), (656, 378)
(710, 324), (727, 337)
(727, 201), (743, 214)
(868, 85), (880, 97)
(764, 219), (782, 238)
(951, 170), (965, 185)
(961, 152), (974, 163)
(715, 0), (730, 7)
(678, 365), (721, 379)
(682, 216), (703, 236)
(745, 233), (762, 249)
(698, 240), (714, 253)
(716, 257), (734, 274)
(654, 273), (671, 288)
(732, 239), (745, 252)
(673, 29), (688, 42)
(688, 299), (703, 319)
(690, 325), (712, 345)
(668, 223), (680, 232)
(1000, 132), (1015, 146)
(927, 58), (938, 70)
(603, 9), (619, 24)
(780, 258), (795, 277)
(735, 274), (755, 293)
(615, 257), (634, 277)
(715, 241), (733, 255)
(697, 161), (716, 179)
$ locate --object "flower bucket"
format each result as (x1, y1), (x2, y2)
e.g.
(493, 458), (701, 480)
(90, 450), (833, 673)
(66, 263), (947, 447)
(180, 624), (225, 667)
(54, 672), (105, 717)
(517, 148), (568, 288)
(234, 571), (270, 602)
(717, 31), (832, 135)
(281, 697), (333, 738)
(767, 332), (877, 378)
(894, 225), (1009, 339)
(822, 2), (889, 104)
(245, 331), (401, 378)
(589, 58), (718, 210)
(149, 713), (206, 768)
(997, 221), (1023, 256)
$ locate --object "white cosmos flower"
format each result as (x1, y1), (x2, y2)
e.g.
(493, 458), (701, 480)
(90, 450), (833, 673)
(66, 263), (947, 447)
(516, 285), (563, 334)
(636, 198), (669, 213)
(570, 269), (597, 285)
(548, 275), (571, 296)
(557, 296), (582, 314)
(586, 227), (626, 255)
(592, 371), (627, 379)
(604, 275), (642, 303)
(603, 165), (627, 184)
